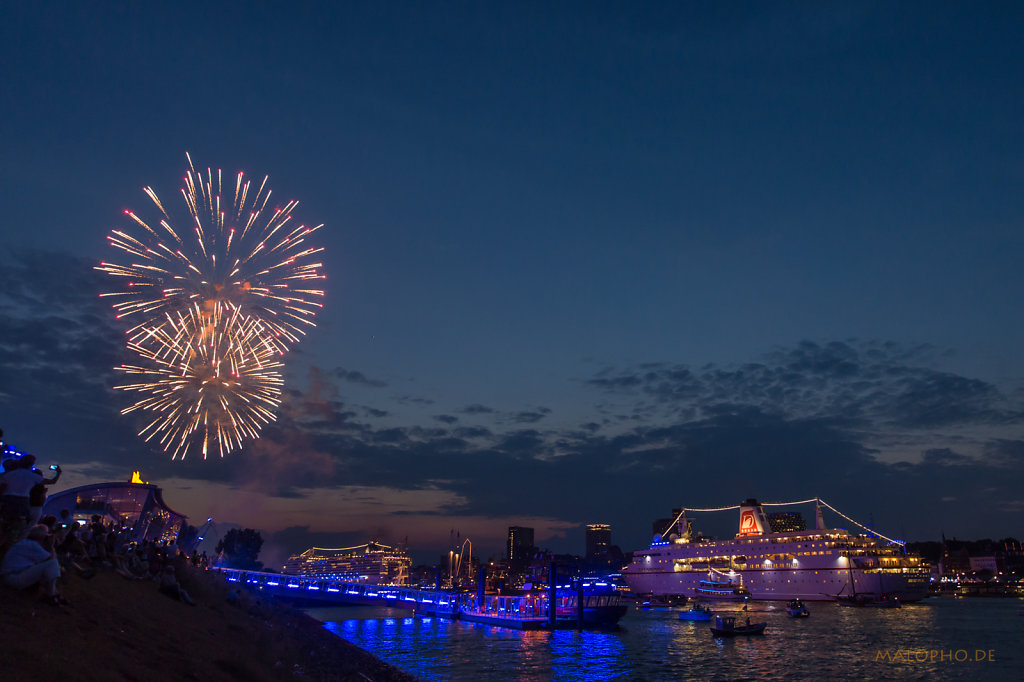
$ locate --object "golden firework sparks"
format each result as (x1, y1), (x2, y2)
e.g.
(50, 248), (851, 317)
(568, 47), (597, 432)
(97, 153), (325, 356)
(116, 307), (286, 460)
(98, 155), (325, 459)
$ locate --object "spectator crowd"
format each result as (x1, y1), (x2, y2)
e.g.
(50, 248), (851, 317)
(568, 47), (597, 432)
(1, 429), (210, 607)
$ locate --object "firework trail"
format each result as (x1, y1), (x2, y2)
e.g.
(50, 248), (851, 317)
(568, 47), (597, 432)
(98, 155), (325, 459)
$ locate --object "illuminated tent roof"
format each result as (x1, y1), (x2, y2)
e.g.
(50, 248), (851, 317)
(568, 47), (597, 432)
(43, 482), (187, 543)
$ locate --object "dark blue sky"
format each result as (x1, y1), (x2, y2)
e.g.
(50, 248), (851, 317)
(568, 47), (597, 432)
(2, 3), (1023, 564)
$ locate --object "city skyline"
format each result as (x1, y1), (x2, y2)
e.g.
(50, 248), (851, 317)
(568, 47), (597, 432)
(2, 3), (1024, 565)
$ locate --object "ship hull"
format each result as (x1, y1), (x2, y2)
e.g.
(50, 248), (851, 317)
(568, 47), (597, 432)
(627, 499), (931, 603)
(624, 565), (929, 602)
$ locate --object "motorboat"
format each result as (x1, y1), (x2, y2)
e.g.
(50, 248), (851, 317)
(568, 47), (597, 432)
(710, 614), (766, 637)
(785, 598), (810, 617)
(678, 602), (714, 621)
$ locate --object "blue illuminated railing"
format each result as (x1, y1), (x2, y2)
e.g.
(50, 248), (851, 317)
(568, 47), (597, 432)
(213, 568), (624, 626)
(213, 567), (462, 615)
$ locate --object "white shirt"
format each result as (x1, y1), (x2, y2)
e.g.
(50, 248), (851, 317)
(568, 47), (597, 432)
(0, 468), (42, 497)
(1, 538), (50, 574)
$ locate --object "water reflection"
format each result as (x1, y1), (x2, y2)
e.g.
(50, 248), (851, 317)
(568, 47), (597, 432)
(548, 630), (627, 680)
(314, 600), (1021, 681)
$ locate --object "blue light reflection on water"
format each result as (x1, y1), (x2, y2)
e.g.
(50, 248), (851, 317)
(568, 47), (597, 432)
(309, 599), (1023, 681)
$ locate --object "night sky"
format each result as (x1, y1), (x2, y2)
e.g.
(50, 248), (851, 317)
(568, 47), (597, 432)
(2, 3), (1023, 566)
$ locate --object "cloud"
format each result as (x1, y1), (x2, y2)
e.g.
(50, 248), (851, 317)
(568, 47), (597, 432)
(0, 250), (145, 469)
(585, 340), (1024, 434)
(979, 439), (1024, 470)
(393, 395), (434, 406)
(921, 448), (974, 466)
(256, 342), (1024, 550)
(511, 407), (552, 424)
(331, 368), (387, 387)
(461, 404), (495, 414)
(227, 429), (336, 498)
(453, 426), (492, 439)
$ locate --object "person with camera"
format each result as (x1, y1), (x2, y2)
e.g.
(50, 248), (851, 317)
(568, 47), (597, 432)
(28, 460), (61, 526)
(0, 455), (60, 555)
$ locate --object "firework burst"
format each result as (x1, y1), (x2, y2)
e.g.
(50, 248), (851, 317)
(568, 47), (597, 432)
(99, 155), (325, 459)
(116, 308), (285, 459)
(97, 152), (325, 354)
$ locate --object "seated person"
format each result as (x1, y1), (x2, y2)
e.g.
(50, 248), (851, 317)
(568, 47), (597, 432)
(125, 546), (149, 578)
(159, 565), (195, 605)
(57, 521), (88, 561)
(0, 524), (67, 605)
(110, 537), (142, 580)
(53, 509), (74, 545)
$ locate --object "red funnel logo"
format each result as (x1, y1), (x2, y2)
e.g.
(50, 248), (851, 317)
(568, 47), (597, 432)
(739, 510), (760, 535)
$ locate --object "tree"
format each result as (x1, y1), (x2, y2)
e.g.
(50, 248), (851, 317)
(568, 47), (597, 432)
(215, 528), (264, 570)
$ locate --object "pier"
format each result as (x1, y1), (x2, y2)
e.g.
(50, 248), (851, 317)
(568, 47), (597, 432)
(216, 567), (626, 630)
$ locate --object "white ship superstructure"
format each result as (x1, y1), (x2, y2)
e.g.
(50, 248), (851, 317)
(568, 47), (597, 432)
(282, 541), (411, 586)
(623, 498), (930, 602)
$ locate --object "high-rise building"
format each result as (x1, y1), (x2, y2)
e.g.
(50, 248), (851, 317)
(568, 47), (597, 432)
(586, 523), (611, 559)
(507, 526), (534, 562)
(767, 512), (806, 533)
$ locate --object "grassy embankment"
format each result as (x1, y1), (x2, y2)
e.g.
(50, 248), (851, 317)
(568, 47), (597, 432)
(0, 557), (419, 682)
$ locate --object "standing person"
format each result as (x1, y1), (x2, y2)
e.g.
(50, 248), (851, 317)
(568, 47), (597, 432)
(88, 514), (109, 565)
(0, 456), (44, 552)
(0, 458), (20, 549)
(28, 462), (61, 526)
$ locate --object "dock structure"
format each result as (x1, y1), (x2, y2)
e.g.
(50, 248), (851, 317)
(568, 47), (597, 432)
(216, 567), (626, 630)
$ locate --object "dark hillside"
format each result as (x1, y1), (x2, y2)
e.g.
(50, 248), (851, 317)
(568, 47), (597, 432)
(0, 559), (417, 682)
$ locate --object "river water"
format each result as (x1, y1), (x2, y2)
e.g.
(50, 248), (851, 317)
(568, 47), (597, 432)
(307, 597), (1022, 680)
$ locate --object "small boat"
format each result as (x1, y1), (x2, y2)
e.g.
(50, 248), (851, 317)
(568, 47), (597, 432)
(679, 602), (714, 621)
(695, 577), (751, 601)
(868, 594), (901, 609)
(785, 598), (810, 617)
(836, 593), (901, 608)
(710, 614), (766, 637)
(640, 594), (687, 609)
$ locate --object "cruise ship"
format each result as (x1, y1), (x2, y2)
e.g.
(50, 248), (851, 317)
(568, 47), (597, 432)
(282, 541), (411, 586)
(623, 498), (930, 602)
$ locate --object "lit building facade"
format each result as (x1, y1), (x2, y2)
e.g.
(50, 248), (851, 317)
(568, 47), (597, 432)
(507, 526), (534, 563)
(586, 524), (611, 559)
(42, 481), (187, 544)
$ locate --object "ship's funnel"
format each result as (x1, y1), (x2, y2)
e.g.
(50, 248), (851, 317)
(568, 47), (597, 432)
(737, 498), (771, 537)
